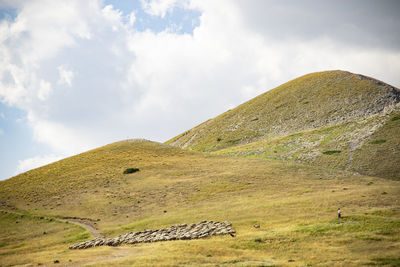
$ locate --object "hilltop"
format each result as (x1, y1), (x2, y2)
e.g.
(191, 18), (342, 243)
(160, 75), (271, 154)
(167, 70), (400, 180)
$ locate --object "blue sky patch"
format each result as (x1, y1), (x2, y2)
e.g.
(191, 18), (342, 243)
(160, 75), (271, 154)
(0, 7), (17, 21)
(105, 0), (201, 34)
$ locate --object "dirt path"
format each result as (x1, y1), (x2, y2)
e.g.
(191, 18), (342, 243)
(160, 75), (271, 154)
(66, 218), (104, 238)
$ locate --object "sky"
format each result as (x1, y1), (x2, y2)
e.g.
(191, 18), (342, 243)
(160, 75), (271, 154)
(0, 0), (399, 180)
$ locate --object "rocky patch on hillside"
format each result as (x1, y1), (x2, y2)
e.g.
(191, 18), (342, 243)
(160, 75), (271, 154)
(69, 221), (235, 249)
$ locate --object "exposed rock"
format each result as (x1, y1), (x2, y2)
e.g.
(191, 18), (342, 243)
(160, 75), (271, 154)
(69, 221), (235, 249)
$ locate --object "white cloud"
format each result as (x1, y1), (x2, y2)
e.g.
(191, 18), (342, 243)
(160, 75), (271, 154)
(30, 119), (94, 155)
(0, 0), (399, 176)
(0, 0), (25, 9)
(16, 154), (64, 174)
(0, 0), (135, 156)
(141, 0), (181, 18)
(57, 65), (74, 86)
(128, 12), (136, 27)
(0, 129), (3, 135)
(38, 79), (52, 101)
(0, 113), (4, 119)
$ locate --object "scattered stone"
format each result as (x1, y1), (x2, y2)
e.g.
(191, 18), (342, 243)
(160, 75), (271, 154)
(253, 224), (260, 228)
(69, 221), (235, 249)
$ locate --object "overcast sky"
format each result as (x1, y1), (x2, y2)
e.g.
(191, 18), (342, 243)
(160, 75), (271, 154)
(0, 0), (399, 180)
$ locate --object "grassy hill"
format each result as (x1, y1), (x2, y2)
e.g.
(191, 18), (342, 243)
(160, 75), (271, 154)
(1, 140), (400, 266)
(167, 70), (400, 180)
(1, 70), (400, 266)
(214, 110), (400, 180)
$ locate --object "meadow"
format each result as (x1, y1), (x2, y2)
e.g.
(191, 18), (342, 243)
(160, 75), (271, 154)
(1, 140), (399, 266)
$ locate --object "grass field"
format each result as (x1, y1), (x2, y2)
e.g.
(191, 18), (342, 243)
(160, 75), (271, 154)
(1, 140), (399, 266)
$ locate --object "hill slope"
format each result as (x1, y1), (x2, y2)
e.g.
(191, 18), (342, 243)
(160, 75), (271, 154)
(167, 70), (400, 179)
(1, 70), (400, 265)
(1, 140), (400, 266)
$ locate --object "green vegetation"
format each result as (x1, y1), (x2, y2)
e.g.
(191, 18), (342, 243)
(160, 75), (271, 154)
(123, 167), (140, 174)
(351, 112), (400, 180)
(227, 138), (241, 145)
(391, 115), (400, 121)
(370, 139), (386, 144)
(0, 210), (86, 265)
(322, 150), (342, 155)
(368, 256), (400, 266)
(296, 215), (400, 236)
(213, 110), (400, 180)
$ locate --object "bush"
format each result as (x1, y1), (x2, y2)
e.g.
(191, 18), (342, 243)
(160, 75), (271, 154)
(227, 138), (241, 144)
(391, 115), (400, 121)
(254, 237), (262, 243)
(370, 139), (386, 144)
(322, 150), (341, 155)
(123, 168), (140, 174)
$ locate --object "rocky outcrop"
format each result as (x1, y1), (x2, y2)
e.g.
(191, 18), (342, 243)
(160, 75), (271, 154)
(69, 221), (235, 249)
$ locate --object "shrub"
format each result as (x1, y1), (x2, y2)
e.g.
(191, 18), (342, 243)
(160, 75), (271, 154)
(370, 139), (386, 144)
(390, 115), (400, 121)
(322, 150), (341, 155)
(254, 237), (262, 243)
(227, 138), (241, 144)
(123, 168), (140, 174)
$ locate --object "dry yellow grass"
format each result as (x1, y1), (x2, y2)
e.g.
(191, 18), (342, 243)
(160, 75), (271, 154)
(1, 140), (399, 266)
